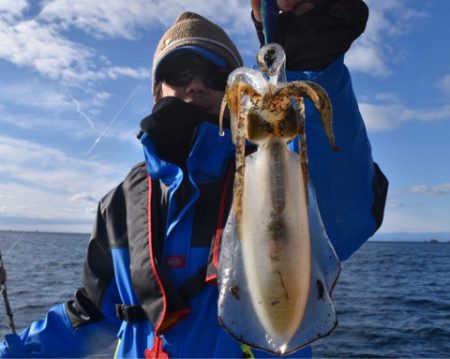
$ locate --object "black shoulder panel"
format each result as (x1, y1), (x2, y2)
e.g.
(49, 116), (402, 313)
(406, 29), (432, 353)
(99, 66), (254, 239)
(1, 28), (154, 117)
(127, 173), (188, 333)
(65, 201), (114, 328)
(101, 162), (148, 248)
(371, 162), (388, 230)
(65, 163), (148, 329)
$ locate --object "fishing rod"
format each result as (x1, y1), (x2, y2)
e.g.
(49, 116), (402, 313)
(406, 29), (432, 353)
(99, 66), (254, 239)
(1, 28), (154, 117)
(0, 214), (41, 335)
(0, 249), (16, 335)
(260, 0), (279, 44)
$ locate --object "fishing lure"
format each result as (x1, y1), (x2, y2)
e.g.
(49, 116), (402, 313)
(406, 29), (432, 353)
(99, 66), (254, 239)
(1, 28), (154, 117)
(217, 43), (340, 355)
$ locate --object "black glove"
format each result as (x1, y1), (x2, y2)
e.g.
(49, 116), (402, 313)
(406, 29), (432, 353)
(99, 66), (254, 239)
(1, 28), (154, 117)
(140, 97), (222, 167)
(252, 0), (369, 71)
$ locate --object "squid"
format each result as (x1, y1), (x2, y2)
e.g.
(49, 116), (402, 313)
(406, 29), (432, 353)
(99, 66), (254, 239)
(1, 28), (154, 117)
(217, 44), (341, 355)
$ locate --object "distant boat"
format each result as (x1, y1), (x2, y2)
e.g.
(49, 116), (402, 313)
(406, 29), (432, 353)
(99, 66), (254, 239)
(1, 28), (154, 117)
(429, 239), (439, 244)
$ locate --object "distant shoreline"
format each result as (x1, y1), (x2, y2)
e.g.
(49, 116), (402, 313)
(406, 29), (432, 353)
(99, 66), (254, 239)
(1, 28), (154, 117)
(0, 229), (89, 236)
(1, 229), (449, 243)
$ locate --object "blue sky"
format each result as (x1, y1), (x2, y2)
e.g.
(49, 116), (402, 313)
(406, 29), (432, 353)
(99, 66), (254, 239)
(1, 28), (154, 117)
(0, 0), (449, 235)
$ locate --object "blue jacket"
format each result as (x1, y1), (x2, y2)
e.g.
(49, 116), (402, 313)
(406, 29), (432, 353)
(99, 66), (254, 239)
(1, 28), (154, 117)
(0, 57), (387, 358)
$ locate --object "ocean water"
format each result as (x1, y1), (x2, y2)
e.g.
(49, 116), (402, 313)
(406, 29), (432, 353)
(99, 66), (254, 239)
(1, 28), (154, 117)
(1, 231), (449, 358)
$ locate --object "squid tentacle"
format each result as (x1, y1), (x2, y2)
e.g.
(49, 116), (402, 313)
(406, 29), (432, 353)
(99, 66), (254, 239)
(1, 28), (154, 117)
(291, 97), (309, 206)
(232, 81), (249, 237)
(219, 95), (228, 137)
(277, 82), (336, 151)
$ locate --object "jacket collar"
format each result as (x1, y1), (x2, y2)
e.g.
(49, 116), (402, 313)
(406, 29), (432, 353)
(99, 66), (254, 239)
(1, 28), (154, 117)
(140, 121), (234, 187)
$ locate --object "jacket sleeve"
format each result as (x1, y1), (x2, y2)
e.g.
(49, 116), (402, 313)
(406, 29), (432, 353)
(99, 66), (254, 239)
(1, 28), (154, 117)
(287, 56), (388, 261)
(0, 204), (122, 358)
(251, 0), (369, 70)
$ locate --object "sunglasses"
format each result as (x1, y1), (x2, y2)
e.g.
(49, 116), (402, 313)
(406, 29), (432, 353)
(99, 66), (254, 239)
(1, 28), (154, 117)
(161, 62), (230, 91)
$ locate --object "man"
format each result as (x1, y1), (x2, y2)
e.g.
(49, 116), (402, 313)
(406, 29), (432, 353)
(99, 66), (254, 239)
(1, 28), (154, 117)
(0, 1), (387, 357)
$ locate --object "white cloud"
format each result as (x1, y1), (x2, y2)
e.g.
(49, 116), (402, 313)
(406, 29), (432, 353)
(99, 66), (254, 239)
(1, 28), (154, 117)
(1, 0), (428, 83)
(359, 100), (450, 132)
(106, 66), (150, 80)
(345, 44), (387, 76)
(374, 92), (401, 103)
(0, 0), (28, 20)
(0, 0), (257, 85)
(0, 4), (153, 84)
(0, 102), (145, 149)
(0, 107), (99, 137)
(0, 18), (94, 82)
(0, 81), (101, 135)
(346, 0), (426, 76)
(439, 74), (450, 94)
(0, 135), (131, 223)
(408, 183), (450, 196)
(39, 0), (257, 58)
(90, 91), (113, 111)
(387, 199), (406, 208)
(0, 79), (144, 139)
(70, 193), (97, 203)
(0, 182), (68, 219)
(0, 135), (127, 195)
(40, 0), (155, 40)
(39, 0), (253, 39)
(106, 128), (143, 149)
(0, 80), (73, 111)
(95, 91), (112, 102)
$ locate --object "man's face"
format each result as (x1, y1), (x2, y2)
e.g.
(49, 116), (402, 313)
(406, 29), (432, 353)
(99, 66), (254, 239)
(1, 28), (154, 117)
(156, 54), (229, 115)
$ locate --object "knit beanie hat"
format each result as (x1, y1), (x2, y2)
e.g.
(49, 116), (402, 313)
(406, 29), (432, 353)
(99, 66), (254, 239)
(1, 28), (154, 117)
(152, 11), (243, 94)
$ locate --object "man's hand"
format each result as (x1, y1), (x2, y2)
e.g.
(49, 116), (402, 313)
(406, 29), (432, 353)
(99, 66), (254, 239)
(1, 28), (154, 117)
(251, 0), (329, 22)
(250, 0), (369, 70)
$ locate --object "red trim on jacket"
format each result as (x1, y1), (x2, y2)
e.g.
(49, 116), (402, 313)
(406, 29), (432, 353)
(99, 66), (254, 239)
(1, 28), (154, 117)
(158, 308), (191, 334)
(206, 164), (234, 284)
(147, 176), (168, 335)
(144, 336), (169, 359)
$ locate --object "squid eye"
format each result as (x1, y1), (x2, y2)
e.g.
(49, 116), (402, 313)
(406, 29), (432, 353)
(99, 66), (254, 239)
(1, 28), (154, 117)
(247, 110), (272, 142)
(279, 104), (299, 139)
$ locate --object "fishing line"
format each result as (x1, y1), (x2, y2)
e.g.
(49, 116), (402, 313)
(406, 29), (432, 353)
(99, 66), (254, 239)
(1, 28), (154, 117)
(85, 72), (150, 156)
(2, 218), (39, 257)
